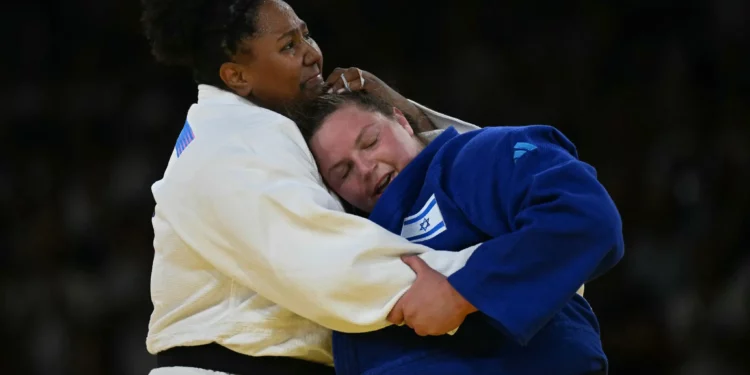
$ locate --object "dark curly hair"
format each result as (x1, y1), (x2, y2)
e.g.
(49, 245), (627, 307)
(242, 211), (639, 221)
(141, 0), (265, 88)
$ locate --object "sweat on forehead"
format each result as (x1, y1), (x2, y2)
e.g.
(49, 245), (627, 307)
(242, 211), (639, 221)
(253, 0), (301, 34)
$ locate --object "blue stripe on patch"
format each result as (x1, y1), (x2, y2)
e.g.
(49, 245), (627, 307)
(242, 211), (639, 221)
(403, 198), (438, 225)
(175, 121), (195, 158)
(406, 221), (446, 242)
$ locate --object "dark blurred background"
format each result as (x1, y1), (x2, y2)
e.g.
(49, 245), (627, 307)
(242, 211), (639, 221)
(2, 0), (749, 374)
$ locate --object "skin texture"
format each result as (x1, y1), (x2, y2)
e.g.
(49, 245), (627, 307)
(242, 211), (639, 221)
(214, 0), (437, 129)
(309, 104), (424, 212)
(217, 0), (469, 335)
(310, 104), (477, 335)
(143, 0), (469, 338)
(389, 255), (477, 336)
(219, 0), (326, 110)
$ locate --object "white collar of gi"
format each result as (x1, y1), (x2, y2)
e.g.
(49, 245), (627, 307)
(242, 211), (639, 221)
(197, 84), (258, 107)
(196, 86), (450, 144)
(418, 129), (445, 144)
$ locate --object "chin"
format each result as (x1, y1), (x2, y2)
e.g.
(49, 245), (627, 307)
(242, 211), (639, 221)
(342, 200), (370, 217)
(302, 82), (327, 99)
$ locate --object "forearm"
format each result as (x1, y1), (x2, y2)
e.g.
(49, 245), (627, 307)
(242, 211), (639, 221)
(445, 130), (624, 344)
(161, 170), (478, 333)
(448, 223), (620, 345)
(408, 99), (480, 134)
(199, 214), (478, 333)
(447, 164), (624, 345)
(363, 74), (478, 133)
(369, 81), (435, 132)
(393, 96), (436, 133)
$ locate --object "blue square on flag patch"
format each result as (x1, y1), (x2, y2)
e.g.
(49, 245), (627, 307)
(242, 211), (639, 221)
(175, 121), (195, 157)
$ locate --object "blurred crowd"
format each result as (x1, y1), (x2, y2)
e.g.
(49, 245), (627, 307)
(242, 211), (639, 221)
(2, 0), (748, 374)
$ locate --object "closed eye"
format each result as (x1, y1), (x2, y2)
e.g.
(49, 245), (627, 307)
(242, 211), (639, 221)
(335, 163), (352, 181)
(364, 136), (379, 149)
(341, 167), (352, 181)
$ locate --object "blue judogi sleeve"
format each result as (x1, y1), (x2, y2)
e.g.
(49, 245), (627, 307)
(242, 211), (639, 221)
(444, 125), (624, 346)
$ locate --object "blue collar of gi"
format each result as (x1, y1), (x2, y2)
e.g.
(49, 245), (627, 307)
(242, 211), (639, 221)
(369, 126), (460, 226)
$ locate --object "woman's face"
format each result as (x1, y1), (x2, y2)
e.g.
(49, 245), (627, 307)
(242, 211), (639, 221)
(309, 104), (424, 212)
(223, 0), (325, 109)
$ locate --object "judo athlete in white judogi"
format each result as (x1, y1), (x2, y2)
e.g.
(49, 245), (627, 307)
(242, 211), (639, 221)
(148, 84), (481, 375)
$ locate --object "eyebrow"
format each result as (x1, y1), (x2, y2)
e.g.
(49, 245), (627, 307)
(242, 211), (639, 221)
(277, 22), (307, 41)
(326, 123), (375, 177)
(354, 123), (376, 145)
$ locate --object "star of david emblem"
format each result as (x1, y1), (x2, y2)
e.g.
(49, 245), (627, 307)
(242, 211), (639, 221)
(419, 218), (431, 231)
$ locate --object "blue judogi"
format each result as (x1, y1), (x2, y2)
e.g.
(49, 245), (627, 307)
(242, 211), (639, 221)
(332, 126), (624, 375)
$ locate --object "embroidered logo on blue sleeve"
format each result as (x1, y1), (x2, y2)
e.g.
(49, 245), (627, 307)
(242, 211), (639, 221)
(513, 142), (537, 163)
(400, 194), (447, 243)
(175, 121), (195, 158)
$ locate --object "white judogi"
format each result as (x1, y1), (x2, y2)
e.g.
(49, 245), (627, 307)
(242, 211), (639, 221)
(148, 85), (480, 374)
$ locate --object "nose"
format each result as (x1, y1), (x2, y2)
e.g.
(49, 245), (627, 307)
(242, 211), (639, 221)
(302, 39), (322, 67)
(353, 157), (377, 183)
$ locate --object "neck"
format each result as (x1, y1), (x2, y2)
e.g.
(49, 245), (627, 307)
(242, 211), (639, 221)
(417, 129), (444, 145)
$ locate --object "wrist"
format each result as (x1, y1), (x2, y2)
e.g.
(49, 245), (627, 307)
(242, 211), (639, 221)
(365, 73), (435, 132)
(444, 278), (477, 316)
(458, 295), (478, 315)
(395, 99), (434, 132)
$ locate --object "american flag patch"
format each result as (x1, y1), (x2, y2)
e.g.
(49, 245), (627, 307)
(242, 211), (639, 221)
(175, 121), (195, 158)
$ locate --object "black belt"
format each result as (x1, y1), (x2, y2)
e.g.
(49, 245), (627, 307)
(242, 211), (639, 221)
(155, 343), (336, 375)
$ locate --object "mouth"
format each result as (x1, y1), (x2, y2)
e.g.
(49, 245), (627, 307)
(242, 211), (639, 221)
(373, 171), (395, 198)
(301, 66), (324, 88)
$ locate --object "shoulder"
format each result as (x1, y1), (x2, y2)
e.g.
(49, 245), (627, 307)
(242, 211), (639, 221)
(190, 100), (301, 146)
(189, 85), (307, 154)
(454, 125), (576, 158)
(192, 101), (315, 167)
(154, 100), (327, 214)
(433, 125), (579, 204)
(170, 102), (320, 194)
(436, 125), (575, 174)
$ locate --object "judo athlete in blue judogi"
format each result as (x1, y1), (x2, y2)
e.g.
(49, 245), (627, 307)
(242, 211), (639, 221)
(294, 92), (625, 375)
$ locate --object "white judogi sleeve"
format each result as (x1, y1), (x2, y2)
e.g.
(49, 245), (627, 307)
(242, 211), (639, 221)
(152, 85), (481, 338)
(410, 99), (479, 134)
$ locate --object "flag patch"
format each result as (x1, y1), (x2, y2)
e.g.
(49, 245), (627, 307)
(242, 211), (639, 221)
(400, 194), (447, 243)
(175, 121), (195, 158)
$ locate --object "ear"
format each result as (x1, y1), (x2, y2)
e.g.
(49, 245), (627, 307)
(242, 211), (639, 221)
(392, 107), (414, 136)
(219, 62), (253, 97)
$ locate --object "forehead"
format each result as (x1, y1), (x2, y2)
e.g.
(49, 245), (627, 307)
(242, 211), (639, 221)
(254, 0), (303, 35)
(312, 106), (382, 155)
(324, 105), (381, 137)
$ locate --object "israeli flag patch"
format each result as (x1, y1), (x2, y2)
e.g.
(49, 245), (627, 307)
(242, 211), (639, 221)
(175, 121), (195, 158)
(400, 194), (447, 243)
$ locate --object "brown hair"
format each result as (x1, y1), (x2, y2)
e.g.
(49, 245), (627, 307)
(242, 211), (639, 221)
(288, 91), (416, 143)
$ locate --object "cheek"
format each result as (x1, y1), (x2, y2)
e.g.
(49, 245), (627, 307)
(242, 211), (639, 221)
(338, 180), (366, 206)
(335, 184), (355, 205)
(274, 54), (303, 82)
(384, 137), (418, 170)
(396, 152), (412, 170)
(255, 57), (302, 92)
